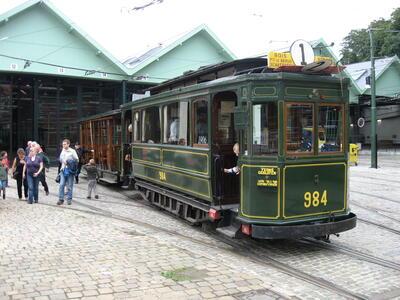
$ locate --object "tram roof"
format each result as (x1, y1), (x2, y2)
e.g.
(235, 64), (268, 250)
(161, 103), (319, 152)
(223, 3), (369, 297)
(147, 57), (268, 94)
(122, 71), (349, 109)
(78, 109), (121, 123)
(146, 57), (348, 95)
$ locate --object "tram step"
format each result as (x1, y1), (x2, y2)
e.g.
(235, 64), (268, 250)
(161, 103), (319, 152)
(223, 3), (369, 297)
(216, 226), (240, 238)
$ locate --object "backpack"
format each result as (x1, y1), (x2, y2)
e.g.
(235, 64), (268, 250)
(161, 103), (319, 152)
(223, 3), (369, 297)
(63, 159), (78, 176)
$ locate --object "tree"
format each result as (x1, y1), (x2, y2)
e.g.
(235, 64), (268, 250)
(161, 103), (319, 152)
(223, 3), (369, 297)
(340, 8), (400, 64)
(381, 8), (400, 57)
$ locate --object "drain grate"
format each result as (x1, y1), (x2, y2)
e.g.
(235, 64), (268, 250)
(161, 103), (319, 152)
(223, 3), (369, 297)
(233, 289), (289, 300)
(124, 230), (144, 236)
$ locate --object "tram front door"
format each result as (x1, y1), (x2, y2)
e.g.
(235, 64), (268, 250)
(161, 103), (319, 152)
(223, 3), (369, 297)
(212, 92), (240, 205)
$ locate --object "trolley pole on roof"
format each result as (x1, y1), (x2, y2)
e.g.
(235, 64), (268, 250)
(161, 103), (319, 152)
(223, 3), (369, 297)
(368, 28), (378, 168)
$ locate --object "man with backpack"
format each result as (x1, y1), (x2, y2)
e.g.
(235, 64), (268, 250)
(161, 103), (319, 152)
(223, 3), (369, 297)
(57, 139), (78, 205)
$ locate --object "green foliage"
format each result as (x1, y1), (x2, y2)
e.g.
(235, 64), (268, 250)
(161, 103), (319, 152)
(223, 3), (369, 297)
(161, 268), (190, 282)
(341, 8), (400, 64)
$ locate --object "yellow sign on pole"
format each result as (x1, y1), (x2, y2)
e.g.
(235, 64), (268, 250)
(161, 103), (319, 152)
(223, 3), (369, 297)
(268, 52), (295, 68)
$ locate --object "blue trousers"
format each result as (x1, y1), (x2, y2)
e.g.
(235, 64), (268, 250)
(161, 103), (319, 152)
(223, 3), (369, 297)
(58, 171), (74, 203)
(26, 174), (39, 203)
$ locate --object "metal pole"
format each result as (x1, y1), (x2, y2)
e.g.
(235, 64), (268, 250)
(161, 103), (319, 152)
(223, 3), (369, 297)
(369, 29), (377, 168)
(33, 78), (39, 142)
(121, 80), (127, 105)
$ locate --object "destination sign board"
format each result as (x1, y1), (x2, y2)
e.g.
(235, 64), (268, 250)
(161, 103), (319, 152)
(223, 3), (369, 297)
(268, 53), (334, 69)
(268, 52), (295, 68)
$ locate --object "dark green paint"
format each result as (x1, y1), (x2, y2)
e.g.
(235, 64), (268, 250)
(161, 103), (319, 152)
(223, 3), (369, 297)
(285, 87), (342, 98)
(283, 163), (346, 218)
(119, 72), (350, 225)
(132, 147), (161, 164)
(163, 149), (208, 175)
(253, 87), (276, 96)
(133, 163), (211, 201)
(241, 166), (279, 219)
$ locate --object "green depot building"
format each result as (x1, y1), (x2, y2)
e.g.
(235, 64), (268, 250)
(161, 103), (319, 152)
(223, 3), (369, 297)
(0, 0), (235, 157)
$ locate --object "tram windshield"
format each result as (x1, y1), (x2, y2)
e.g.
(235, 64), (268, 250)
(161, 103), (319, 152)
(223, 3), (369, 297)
(318, 104), (343, 153)
(285, 103), (344, 154)
(286, 103), (314, 153)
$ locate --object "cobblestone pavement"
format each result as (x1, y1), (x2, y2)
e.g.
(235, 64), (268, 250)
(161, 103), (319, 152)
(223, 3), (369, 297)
(0, 154), (399, 299)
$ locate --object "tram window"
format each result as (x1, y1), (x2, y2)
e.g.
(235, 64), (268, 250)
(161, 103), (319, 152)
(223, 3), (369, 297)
(252, 103), (278, 155)
(142, 107), (161, 143)
(286, 103), (314, 153)
(133, 111), (141, 142)
(114, 124), (122, 145)
(318, 105), (343, 153)
(163, 102), (188, 145)
(124, 110), (132, 144)
(193, 100), (208, 147)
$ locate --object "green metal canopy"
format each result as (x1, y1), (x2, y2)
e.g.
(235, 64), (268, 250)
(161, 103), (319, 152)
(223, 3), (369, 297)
(0, 1), (237, 85)
(0, 0), (152, 83)
(124, 24), (237, 84)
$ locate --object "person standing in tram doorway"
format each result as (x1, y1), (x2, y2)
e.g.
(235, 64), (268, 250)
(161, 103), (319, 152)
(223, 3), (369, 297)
(57, 139), (78, 205)
(224, 143), (240, 175)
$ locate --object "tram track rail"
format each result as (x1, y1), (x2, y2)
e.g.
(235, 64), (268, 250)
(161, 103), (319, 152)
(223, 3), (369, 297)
(351, 175), (400, 186)
(350, 202), (400, 235)
(351, 189), (400, 205)
(358, 217), (400, 236)
(31, 173), (398, 299)
(298, 238), (400, 272)
(351, 202), (400, 223)
(212, 233), (369, 300)
(37, 199), (369, 300)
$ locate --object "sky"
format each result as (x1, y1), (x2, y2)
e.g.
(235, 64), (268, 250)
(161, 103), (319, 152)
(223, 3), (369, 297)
(0, 0), (399, 62)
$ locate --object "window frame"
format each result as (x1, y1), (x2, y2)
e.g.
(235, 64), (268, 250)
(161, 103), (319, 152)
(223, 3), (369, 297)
(191, 98), (209, 148)
(251, 101), (279, 156)
(162, 100), (189, 146)
(284, 102), (315, 156)
(317, 103), (345, 155)
(132, 110), (141, 143)
(141, 106), (161, 144)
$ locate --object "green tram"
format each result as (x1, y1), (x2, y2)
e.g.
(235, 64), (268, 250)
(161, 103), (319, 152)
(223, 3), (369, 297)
(81, 59), (357, 239)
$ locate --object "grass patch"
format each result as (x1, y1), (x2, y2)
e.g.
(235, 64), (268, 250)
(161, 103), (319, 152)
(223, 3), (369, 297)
(161, 268), (191, 282)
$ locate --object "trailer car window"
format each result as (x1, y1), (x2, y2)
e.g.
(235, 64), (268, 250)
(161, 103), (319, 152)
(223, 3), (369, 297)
(252, 103), (278, 155)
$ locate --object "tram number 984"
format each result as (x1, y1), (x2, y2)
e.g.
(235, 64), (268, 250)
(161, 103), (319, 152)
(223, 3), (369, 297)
(304, 190), (328, 208)
(159, 171), (167, 181)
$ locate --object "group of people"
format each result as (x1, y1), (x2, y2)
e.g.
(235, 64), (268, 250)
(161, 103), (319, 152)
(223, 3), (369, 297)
(0, 142), (49, 202)
(0, 139), (99, 205)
